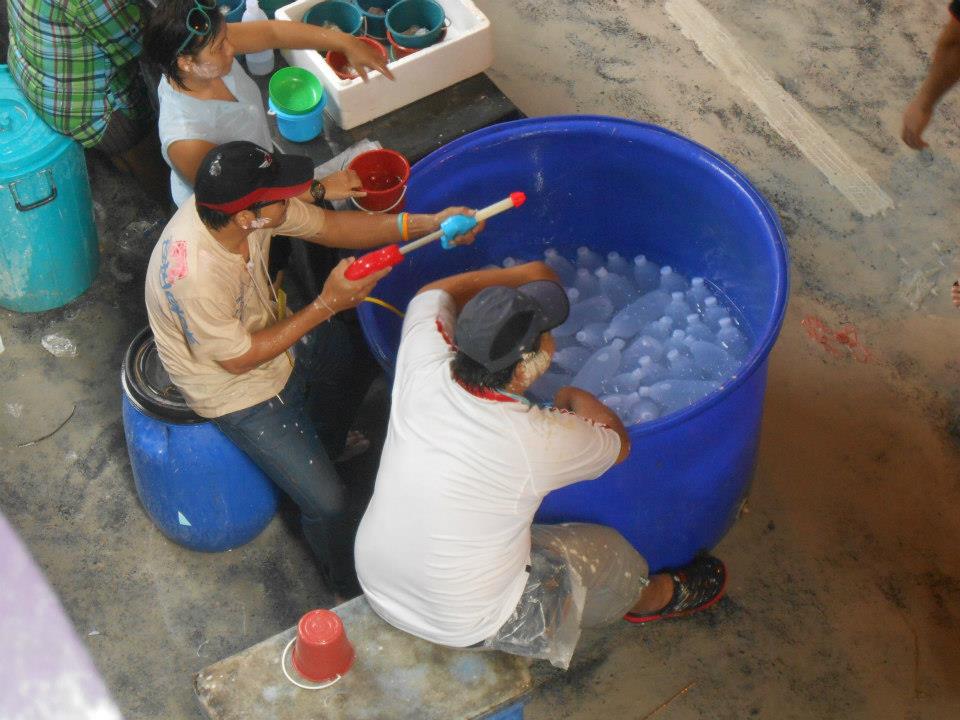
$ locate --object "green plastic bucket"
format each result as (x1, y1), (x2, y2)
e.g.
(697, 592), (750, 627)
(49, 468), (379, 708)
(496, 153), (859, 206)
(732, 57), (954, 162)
(268, 67), (324, 115)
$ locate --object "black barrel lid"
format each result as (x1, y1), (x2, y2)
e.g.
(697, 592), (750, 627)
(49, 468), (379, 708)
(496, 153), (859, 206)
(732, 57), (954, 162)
(121, 326), (204, 424)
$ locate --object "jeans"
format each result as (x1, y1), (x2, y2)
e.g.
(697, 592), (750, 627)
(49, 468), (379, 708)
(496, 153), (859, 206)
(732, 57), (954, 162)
(214, 315), (378, 597)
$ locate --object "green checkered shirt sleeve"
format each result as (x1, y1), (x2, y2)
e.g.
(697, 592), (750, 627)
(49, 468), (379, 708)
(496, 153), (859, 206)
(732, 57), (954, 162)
(68, 0), (143, 67)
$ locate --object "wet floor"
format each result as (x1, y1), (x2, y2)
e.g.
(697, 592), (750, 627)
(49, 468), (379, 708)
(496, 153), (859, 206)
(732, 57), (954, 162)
(1, 0), (959, 718)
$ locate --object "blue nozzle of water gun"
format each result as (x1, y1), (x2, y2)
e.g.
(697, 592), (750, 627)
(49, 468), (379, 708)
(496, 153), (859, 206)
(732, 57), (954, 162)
(440, 214), (478, 249)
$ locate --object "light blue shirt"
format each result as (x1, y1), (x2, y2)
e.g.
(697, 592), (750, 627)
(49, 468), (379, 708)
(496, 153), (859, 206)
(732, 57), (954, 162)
(158, 60), (275, 206)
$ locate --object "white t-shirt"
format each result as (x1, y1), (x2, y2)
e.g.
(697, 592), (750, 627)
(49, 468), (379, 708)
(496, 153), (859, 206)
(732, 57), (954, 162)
(354, 290), (622, 647)
(158, 60), (274, 207)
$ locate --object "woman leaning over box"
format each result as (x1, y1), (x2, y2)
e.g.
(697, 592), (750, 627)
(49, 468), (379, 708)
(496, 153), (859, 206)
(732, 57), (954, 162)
(143, 0), (394, 208)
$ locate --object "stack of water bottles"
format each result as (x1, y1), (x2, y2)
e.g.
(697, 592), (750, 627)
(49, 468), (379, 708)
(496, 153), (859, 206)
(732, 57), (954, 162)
(515, 247), (751, 426)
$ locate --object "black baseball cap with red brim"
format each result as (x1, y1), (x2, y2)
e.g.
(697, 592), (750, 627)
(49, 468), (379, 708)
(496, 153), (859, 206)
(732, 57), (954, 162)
(194, 141), (313, 215)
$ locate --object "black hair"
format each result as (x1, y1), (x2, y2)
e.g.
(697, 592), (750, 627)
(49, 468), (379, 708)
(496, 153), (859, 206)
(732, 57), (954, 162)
(143, 0), (227, 88)
(249, 199), (283, 212)
(196, 199), (283, 230)
(451, 352), (519, 391)
(450, 335), (542, 390)
(196, 204), (233, 231)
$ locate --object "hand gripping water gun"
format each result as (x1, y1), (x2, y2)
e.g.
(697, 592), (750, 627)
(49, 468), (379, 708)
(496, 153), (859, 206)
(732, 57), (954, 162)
(344, 192), (527, 280)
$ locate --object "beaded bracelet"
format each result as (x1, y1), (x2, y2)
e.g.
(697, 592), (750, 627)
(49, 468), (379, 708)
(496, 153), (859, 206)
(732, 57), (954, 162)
(396, 212), (410, 242)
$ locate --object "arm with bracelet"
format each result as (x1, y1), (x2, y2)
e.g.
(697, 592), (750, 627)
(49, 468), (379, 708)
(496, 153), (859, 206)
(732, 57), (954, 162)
(345, 193), (525, 280)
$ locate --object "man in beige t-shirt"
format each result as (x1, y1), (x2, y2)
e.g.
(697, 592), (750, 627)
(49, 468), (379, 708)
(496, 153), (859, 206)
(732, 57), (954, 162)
(144, 141), (483, 598)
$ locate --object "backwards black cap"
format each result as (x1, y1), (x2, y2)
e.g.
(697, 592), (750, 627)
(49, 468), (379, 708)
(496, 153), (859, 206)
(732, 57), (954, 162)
(194, 141), (313, 214)
(454, 280), (570, 372)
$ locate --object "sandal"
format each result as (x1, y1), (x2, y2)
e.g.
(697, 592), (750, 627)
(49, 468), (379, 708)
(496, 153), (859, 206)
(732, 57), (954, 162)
(624, 554), (727, 624)
(335, 430), (371, 463)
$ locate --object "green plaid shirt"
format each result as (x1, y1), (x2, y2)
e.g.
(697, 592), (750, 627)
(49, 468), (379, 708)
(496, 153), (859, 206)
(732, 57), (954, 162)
(7, 0), (150, 148)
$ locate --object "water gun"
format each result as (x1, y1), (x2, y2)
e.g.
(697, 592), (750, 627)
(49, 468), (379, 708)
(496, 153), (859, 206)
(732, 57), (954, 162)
(344, 192), (527, 280)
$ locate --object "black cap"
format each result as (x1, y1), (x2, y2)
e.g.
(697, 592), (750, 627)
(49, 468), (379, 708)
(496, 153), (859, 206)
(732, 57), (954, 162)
(454, 280), (570, 372)
(194, 141), (313, 214)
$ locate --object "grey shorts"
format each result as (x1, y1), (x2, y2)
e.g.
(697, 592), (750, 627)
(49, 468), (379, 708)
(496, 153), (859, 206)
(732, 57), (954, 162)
(479, 523), (649, 669)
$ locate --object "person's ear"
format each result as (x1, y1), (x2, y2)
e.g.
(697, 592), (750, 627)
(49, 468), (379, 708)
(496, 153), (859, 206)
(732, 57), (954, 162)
(233, 210), (255, 230)
(176, 54), (194, 76)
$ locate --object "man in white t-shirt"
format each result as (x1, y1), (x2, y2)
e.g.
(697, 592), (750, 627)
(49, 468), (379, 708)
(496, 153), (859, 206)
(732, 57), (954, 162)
(144, 141), (481, 599)
(355, 262), (728, 668)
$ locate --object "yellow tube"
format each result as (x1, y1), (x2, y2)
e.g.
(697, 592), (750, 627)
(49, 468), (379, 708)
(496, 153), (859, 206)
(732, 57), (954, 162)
(362, 296), (405, 318)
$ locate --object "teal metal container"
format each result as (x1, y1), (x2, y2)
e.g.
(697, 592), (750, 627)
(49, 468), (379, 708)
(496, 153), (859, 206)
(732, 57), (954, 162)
(0, 65), (99, 312)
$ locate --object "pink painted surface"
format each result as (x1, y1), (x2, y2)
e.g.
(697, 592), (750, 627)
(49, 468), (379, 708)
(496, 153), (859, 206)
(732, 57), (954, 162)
(0, 513), (123, 719)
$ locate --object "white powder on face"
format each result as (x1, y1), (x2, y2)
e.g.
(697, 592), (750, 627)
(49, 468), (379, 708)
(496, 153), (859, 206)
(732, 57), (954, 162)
(248, 217), (270, 229)
(189, 60), (224, 79)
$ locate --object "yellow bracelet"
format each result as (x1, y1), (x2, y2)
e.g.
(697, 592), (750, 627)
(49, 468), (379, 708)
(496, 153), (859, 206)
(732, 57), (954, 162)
(401, 212), (410, 242)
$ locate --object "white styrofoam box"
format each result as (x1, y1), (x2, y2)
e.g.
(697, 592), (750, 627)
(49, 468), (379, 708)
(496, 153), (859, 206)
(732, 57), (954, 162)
(274, 0), (492, 129)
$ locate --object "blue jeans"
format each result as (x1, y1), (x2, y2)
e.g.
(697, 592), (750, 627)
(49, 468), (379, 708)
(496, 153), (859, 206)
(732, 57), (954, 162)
(214, 315), (378, 597)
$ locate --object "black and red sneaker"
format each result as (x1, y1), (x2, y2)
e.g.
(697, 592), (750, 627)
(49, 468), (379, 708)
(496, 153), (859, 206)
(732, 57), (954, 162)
(624, 554), (727, 624)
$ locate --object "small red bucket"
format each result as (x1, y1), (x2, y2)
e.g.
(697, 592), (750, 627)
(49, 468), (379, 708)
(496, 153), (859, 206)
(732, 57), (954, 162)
(348, 149), (410, 213)
(291, 609), (355, 683)
(326, 36), (389, 80)
(386, 30), (419, 59)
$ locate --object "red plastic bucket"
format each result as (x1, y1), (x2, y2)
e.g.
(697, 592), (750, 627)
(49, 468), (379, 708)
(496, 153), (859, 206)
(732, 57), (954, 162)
(348, 149), (410, 213)
(386, 30), (419, 59)
(291, 609), (355, 683)
(326, 37), (389, 80)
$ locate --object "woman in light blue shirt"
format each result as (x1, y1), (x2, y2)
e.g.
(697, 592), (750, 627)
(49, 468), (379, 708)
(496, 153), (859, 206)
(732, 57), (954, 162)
(145, 0), (394, 207)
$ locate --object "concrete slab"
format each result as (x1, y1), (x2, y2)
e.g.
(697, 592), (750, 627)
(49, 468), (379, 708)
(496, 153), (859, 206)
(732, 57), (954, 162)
(194, 596), (531, 720)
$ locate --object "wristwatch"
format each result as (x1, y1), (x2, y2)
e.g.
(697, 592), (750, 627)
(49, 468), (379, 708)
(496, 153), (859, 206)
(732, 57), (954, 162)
(309, 179), (326, 205)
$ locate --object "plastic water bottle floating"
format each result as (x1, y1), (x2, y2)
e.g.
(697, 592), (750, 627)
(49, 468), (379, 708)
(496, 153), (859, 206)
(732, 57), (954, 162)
(522, 247), (752, 426)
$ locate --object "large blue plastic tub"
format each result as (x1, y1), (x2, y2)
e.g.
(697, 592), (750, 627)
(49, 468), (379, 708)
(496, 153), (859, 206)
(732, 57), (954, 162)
(358, 116), (789, 571)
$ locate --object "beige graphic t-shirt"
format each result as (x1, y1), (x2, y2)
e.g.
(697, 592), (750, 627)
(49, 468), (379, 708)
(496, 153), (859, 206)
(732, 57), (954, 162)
(144, 196), (325, 418)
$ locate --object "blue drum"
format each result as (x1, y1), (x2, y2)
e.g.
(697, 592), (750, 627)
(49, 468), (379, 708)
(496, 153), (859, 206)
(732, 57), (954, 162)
(121, 327), (279, 552)
(0, 65), (98, 312)
(357, 116), (789, 572)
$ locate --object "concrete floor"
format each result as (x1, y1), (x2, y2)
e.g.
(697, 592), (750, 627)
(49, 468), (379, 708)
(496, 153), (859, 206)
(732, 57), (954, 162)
(2, 0), (960, 717)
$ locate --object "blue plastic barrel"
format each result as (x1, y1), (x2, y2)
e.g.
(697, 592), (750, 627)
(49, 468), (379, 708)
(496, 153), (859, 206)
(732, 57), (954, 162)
(121, 327), (279, 552)
(357, 116), (789, 571)
(269, 95), (327, 143)
(0, 65), (98, 312)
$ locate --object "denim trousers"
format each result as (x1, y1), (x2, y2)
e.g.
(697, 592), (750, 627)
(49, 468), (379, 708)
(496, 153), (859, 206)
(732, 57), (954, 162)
(214, 314), (378, 597)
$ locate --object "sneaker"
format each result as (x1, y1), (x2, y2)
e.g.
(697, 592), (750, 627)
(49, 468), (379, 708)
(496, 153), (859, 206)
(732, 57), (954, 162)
(624, 554), (727, 624)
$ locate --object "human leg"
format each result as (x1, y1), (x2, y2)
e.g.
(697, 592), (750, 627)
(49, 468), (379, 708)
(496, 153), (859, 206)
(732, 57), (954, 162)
(214, 374), (361, 597)
(531, 523), (727, 625)
(295, 314), (380, 459)
(97, 104), (170, 208)
(531, 523), (651, 627)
